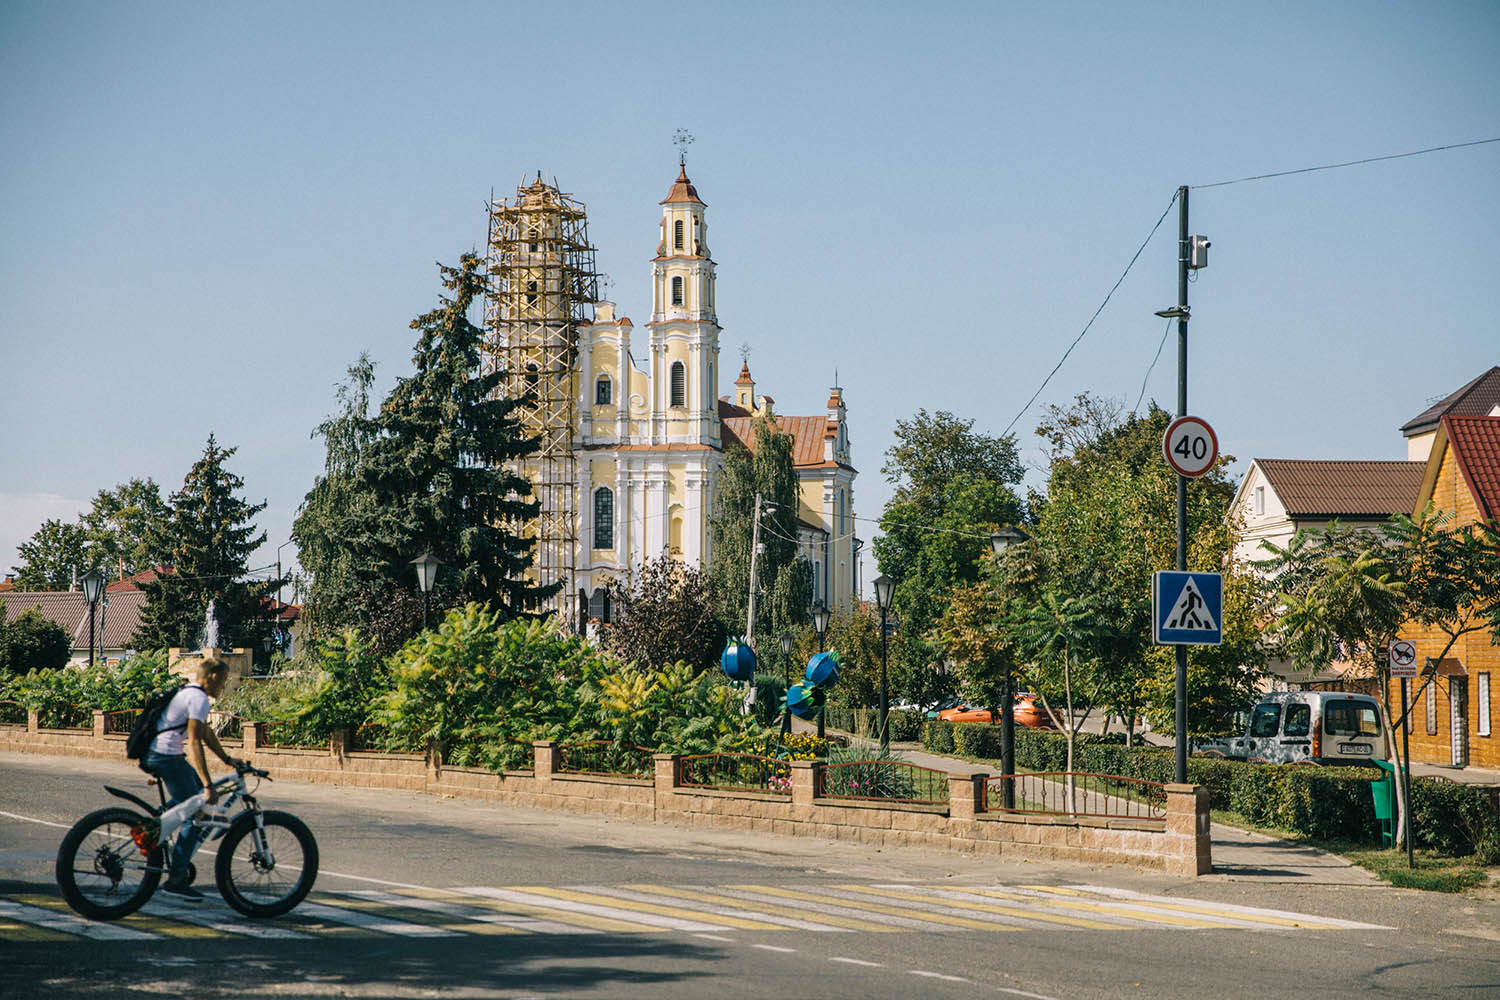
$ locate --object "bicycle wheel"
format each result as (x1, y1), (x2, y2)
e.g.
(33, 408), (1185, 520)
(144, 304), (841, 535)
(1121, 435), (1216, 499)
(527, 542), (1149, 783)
(55, 807), (164, 920)
(214, 810), (318, 918)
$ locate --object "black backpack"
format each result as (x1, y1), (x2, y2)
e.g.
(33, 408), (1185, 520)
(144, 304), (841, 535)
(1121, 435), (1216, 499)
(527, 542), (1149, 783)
(124, 685), (189, 771)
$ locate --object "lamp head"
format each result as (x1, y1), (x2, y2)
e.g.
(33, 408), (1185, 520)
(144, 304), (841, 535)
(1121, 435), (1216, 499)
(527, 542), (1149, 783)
(872, 574), (894, 612)
(410, 552), (441, 593)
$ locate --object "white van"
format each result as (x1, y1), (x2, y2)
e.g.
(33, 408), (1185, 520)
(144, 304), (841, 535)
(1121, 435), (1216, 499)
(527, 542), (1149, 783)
(1195, 691), (1388, 765)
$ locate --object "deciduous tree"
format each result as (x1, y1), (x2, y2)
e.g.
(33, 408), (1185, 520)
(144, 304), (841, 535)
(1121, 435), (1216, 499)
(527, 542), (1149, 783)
(602, 555), (727, 674)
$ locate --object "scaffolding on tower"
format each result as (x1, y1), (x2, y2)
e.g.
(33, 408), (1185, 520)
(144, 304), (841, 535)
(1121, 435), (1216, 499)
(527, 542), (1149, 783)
(483, 175), (598, 626)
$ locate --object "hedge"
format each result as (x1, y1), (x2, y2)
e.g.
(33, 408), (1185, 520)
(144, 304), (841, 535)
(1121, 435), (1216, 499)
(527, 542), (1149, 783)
(823, 706), (922, 743)
(924, 720), (1500, 861)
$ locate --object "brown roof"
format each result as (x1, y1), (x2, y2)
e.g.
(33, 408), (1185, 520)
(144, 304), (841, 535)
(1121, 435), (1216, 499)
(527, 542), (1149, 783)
(1443, 415), (1500, 522)
(1256, 459), (1426, 518)
(735, 362), (754, 386)
(0, 589), (147, 651)
(721, 414), (832, 467)
(660, 164), (704, 206)
(1400, 366), (1500, 436)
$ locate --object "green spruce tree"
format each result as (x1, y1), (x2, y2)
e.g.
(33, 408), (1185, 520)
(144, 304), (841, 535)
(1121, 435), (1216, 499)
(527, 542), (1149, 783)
(133, 435), (277, 650)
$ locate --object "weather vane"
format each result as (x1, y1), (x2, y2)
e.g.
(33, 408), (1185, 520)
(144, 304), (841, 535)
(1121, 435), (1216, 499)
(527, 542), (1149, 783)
(739, 342), (751, 365)
(673, 129), (694, 166)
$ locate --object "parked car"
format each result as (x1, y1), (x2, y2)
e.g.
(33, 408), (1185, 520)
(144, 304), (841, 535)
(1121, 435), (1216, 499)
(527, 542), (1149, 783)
(923, 696), (964, 720)
(938, 696), (1058, 729)
(1193, 691), (1387, 766)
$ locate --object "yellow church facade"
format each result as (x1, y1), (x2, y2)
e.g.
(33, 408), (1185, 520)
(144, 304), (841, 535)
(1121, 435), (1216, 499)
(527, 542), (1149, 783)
(569, 165), (859, 623)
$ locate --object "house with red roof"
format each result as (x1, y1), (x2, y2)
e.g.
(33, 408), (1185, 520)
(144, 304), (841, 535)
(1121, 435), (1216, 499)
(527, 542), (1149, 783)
(1390, 413), (1500, 769)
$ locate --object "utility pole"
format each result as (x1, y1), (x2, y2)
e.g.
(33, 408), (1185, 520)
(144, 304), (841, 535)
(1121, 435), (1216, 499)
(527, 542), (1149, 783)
(1174, 184), (1190, 786)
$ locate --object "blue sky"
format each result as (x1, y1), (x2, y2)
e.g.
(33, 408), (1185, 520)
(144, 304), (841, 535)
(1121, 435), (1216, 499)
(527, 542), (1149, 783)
(2, 1), (1497, 592)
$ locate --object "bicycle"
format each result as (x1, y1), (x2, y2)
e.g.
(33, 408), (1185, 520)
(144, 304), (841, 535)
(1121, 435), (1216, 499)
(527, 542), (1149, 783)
(55, 761), (319, 921)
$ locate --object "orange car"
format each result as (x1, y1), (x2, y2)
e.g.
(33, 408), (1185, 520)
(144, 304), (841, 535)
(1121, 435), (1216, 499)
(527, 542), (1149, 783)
(939, 697), (1057, 729)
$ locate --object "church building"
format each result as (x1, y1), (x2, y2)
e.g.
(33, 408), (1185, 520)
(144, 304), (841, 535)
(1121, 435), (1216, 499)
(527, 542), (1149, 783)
(560, 164), (859, 623)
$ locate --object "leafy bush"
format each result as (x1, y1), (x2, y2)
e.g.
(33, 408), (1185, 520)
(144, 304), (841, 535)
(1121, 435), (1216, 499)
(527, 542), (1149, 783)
(0, 651), (174, 720)
(1, 608), (71, 672)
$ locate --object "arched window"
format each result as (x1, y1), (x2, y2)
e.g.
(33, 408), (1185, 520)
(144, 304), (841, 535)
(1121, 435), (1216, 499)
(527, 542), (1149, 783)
(671, 275), (684, 306)
(589, 587), (612, 624)
(595, 375), (612, 406)
(593, 487), (614, 550)
(669, 506), (684, 555)
(669, 361), (686, 407)
(673, 219), (684, 250)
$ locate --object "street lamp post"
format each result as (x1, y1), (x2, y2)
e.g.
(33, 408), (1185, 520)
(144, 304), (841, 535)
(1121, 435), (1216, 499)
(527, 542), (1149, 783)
(80, 569), (105, 669)
(990, 525), (1027, 810)
(779, 632), (794, 736)
(872, 574), (894, 752)
(410, 553), (441, 631)
(812, 601), (830, 740)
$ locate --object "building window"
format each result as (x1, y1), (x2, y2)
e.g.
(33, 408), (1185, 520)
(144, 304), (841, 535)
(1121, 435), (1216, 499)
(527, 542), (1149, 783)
(593, 487), (614, 549)
(670, 361), (686, 407)
(674, 219), (684, 250)
(589, 587), (612, 624)
(671, 275), (684, 306)
(1426, 680), (1438, 735)
(1253, 486), (1265, 516)
(595, 376), (612, 405)
(525, 280), (538, 306)
(1479, 672), (1492, 738)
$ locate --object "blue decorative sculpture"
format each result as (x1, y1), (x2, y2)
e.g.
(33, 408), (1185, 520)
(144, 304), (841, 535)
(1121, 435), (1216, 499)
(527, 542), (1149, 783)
(720, 640), (757, 682)
(804, 650), (840, 689)
(786, 683), (824, 720)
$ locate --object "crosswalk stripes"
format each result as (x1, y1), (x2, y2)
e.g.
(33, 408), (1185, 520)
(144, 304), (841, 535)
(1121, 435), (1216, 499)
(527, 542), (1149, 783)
(0, 881), (1392, 942)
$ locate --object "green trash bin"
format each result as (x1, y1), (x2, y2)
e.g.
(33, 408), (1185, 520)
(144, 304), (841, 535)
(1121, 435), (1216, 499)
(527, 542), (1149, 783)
(1370, 759), (1396, 848)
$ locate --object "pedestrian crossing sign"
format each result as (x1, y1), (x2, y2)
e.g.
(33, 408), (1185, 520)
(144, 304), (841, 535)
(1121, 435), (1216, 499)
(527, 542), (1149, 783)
(1152, 571), (1223, 646)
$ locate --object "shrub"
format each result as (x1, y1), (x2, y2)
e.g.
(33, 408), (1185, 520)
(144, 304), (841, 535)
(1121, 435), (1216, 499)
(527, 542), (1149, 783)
(0, 650), (174, 716)
(2, 608), (71, 672)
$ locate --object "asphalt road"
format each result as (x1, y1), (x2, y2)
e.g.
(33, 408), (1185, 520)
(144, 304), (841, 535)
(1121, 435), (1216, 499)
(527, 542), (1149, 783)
(2, 751), (1498, 999)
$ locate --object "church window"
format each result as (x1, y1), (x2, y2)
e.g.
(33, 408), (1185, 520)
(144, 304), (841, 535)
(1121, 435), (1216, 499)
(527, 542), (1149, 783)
(674, 219), (684, 250)
(595, 375), (612, 406)
(670, 362), (687, 407)
(671, 276), (684, 306)
(594, 488), (614, 550)
(589, 587), (612, 623)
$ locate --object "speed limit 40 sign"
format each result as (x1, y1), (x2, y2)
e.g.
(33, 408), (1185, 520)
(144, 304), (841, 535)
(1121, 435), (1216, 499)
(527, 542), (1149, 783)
(1162, 416), (1219, 478)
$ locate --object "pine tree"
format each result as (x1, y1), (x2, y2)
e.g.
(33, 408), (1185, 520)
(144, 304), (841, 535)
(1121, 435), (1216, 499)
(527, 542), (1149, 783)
(133, 436), (276, 650)
(334, 253), (550, 644)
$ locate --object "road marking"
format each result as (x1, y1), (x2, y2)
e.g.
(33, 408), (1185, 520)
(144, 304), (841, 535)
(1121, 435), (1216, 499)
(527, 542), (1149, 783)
(15, 893), (227, 942)
(320, 891), (524, 936)
(554, 886), (788, 932)
(0, 916), (72, 941)
(997, 987), (1061, 1000)
(623, 883), (897, 933)
(752, 943), (798, 953)
(336, 890), (542, 935)
(910, 970), (967, 981)
(701, 886), (939, 931)
(458, 886), (730, 933)
(135, 899), (314, 939)
(725, 884), (1016, 932)
(946, 887), (1241, 929)
(0, 809), (72, 829)
(298, 896), (462, 936)
(0, 898), (155, 940)
(1064, 885), (1393, 930)
(693, 933), (734, 942)
(830, 957), (884, 967)
(596, 885), (851, 932)
(848, 885), (1123, 930)
(399, 888), (615, 934)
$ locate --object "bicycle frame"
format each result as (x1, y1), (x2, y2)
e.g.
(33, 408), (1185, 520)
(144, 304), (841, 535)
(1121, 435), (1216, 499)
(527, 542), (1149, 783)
(103, 767), (269, 871)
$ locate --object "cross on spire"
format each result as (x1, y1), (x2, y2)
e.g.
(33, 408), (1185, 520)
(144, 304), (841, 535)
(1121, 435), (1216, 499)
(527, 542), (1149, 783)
(673, 129), (694, 166)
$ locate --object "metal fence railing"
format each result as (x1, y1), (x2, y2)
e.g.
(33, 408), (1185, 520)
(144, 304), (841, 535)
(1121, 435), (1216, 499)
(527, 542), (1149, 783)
(678, 753), (792, 795)
(556, 741), (654, 778)
(256, 721), (330, 750)
(37, 704), (91, 730)
(817, 760), (949, 805)
(985, 772), (1167, 822)
(103, 708), (138, 735)
(0, 700), (29, 725)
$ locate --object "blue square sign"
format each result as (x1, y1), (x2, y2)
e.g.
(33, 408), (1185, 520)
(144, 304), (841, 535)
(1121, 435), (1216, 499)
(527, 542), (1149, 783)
(1153, 571), (1223, 646)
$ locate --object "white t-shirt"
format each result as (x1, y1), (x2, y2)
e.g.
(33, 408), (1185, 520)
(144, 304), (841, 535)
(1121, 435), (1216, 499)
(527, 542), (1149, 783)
(151, 684), (212, 756)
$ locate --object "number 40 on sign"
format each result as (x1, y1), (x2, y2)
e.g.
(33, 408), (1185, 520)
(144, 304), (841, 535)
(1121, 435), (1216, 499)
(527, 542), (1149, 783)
(1162, 415), (1218, 478)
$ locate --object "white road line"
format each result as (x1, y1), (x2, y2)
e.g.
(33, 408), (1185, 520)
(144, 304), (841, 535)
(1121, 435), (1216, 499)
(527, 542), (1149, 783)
(997, 987), (1061, 1000)
(456, 887), (730, 933)
(0, 809), (71, 829)
(136, 900), (313, 939)
(0, 899), (156, 940)
(337, 889), (593, 935)
(317, 869), (435, 891)
(830, 957), (884, 967)
(1063, 885), (1394, 930)
(693, 933), (734, 942)
(578, 886), (851, 933)
(752, 943), (797, 953)
(296, 900), (462, 936)
(911, 970), (967, 982)
(708, 887), (943, 930)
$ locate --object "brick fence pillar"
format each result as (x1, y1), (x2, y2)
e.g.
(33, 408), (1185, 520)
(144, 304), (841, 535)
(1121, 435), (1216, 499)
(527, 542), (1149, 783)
(92, 709), (107, 741)
(654, 752), (678, 814)
(948, 771), (988, 820)
(243, 721), (262, 756)
(790, 760), (817, 807)
(331, 726), (349, 761)
(1165, 783), (1212, 876)
(533, 741), (557, 787)
(27, 709), (39, 734)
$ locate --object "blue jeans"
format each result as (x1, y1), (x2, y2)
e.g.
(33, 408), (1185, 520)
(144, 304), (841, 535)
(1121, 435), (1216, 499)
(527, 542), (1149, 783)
(144, 750), (206, 882)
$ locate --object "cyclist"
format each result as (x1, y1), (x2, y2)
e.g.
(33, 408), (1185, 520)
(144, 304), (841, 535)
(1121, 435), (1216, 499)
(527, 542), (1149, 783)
(144, 654), (243, 902)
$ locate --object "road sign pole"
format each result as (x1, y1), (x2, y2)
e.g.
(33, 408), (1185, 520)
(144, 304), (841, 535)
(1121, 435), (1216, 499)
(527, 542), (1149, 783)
(1401, 677), (1414, 868)
(1174, 184), (1189, 785)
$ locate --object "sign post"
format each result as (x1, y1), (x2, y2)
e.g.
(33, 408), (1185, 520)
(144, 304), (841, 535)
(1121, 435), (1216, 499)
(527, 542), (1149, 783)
(1389, 639), (1417, 867)
(1152, 571), (1224, 646)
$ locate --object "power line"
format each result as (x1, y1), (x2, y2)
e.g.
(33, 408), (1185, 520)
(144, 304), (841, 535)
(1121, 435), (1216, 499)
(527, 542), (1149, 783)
(1134, 318), (1173, 416)
(1193, 136), (1500, 190)
(1002, 191), (1179, 438)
